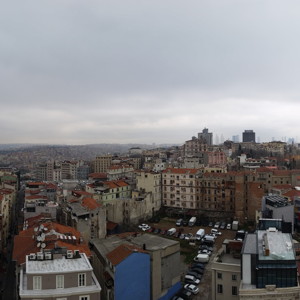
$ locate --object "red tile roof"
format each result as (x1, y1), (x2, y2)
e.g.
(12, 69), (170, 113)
(283, 189), (300, 198)
(89, 172), (107, 179)
(106, 244), (147, 266)
(82, 197), (101, 210)
(13, 221), (90, 265)
(104, 180), (129, 189)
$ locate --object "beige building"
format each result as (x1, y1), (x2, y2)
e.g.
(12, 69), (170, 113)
(162, 168), (199, 209)
(136, 170), (161, 209)
(211, 240), (242, 300)
(94, 155), (113, 173)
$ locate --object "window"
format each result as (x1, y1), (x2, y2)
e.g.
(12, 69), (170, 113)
(217, 284), (223, 293)
(33, 276), (42, 290)
(232, 274), (237, 281)
(217, 272), (222, 279)
(78, 273), (86, 287)
(232, 286), (238, 295)
(56, 275), (64, 289)
(79, 297), (89, 300)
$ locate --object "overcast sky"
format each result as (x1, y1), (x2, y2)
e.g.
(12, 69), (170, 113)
(1, 1), (300, 145)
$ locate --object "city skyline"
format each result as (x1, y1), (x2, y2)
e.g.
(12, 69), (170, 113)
(1, 1), (300, 145)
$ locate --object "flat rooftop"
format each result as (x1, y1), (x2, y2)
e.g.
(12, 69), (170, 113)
(243, 233), (257, 255)
(26, 254), (92, 274)
(257, 230), (295, 261)
(91, 233), (179, 256)
(220, 253), (241, 265)
(131, 233), (179, 251)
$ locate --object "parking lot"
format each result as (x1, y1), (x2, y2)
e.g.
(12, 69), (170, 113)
(142, 217), (237, 300)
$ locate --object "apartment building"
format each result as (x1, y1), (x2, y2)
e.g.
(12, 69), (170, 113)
(136, 170), (161, 207)
(94, 155), (113, 173)
(19, 251), (101, 300)
(162, 168), (199, 210)
(211, 240), (242, 300)
(61, 193), (106, 240)
(198, 127), (213, 145)
(162, 167), (300, 224)
(0, 191), (11, 252)
(107, 164), (135, 181)
(181, 137), (208, 158)
(261, 195), (294, 232)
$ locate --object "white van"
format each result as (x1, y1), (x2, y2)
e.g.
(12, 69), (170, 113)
(167, 228), (176, 236)
(188, 217), (197, 226)
(196, 228), (205, 240)
(203, 234), (215, 242)
(194, 253), (209, 263)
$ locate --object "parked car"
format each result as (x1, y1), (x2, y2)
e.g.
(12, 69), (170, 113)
(184, 233), (194, 240)
(171, 296), (185, 300)
(191, 263), (206, 269)
(173, 231), (180, 238)
(184, 284), (199, 295)
(176, 218), (183, 226)
(184, 274), (200, 285)
(179, 233), (186, 239)
(160, 229), (167, 235)
(182, 219), (189, 226)
(190, 267), (205, 275)
(138, 224), (151, 231)
(178, 288), (192, 300)
(211, 228), (222, 236)
(201, 239), (214, 247)
(199, 249), (212, 256)
(186, 271), (202, 280)
(214, 221), (220, 229)
(227, 223), (232, 230)
(199, 244), (213, 252)
(153, 228), (161, 234)
(208, 221), (214, 227)
(220, 222), (226, 229)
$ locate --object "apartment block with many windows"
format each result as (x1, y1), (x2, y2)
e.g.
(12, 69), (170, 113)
(162, 168), (199, 209)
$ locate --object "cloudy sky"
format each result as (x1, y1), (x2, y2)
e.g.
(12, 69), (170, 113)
(1, 1), (300, 145)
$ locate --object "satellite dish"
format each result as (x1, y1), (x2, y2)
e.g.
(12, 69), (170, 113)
(41, 243), (46, 249)
(37, 243), (41, 248)
(40, 235), (45, 242)
(40, 225), (44, 230)
(44, 227), (48, 231)
(34, 227), (38, 232)
(41, 233), (45, 239)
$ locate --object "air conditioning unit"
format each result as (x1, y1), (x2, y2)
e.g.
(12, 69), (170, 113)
(29, 253), (36, 260)
(37, 252), (44, 260)
(67, 250), (73, 258)
(44, 252), (52, 260)
(74, 250), (80, 257)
